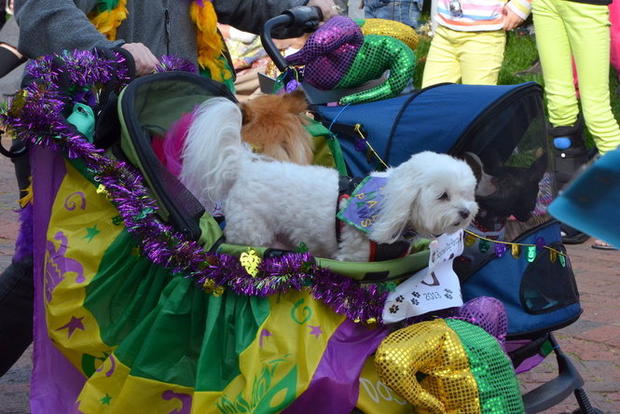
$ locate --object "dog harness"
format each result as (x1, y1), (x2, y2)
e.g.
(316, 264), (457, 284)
(337, 176), (411, 261)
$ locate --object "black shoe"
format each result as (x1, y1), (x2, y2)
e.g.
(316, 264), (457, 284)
(549, 116), (595, 189)
(561, 224), (590, 245)
(515, 60), (541, 77)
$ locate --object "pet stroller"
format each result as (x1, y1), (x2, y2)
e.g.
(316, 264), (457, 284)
(0, 10), (598, 414)
(260, 8), (598, 413)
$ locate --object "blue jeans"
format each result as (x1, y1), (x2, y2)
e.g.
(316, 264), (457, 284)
(334, 0), (349, 15)
(364, 0), (422, 29)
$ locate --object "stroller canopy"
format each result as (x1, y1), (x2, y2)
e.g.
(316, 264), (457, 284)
(315, 82), (545, 177)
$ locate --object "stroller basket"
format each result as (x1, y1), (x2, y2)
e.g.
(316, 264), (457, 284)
(117, 71), (430, 280)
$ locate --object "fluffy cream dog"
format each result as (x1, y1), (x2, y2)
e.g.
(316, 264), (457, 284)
(180, 98), (479, 261)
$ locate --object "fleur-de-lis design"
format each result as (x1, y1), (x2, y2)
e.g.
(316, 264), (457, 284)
(44, 231), (85, 302)
(240, 249), (261, 277)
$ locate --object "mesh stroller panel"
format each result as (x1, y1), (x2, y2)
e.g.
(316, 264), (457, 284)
(451, 82), (554, 271)
(119, 72), (237, 241)
(460, 222), (581, 337)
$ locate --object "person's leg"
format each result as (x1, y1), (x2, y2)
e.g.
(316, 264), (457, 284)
(459, 30), (506, 85)
(533, 0), (592, 244)
(609, 1), (620, 80)
(334, 0), (349, 15)
(395, 0), (421, 28)
(566, 2), (620, 155)
(0, 144), (34, 376)
(364, 0), (386, 18)
(534, 0), (591, 181)
(0, 257), (33, 375)
(421, 25), (461, 88)
(533, 0), (580, 128)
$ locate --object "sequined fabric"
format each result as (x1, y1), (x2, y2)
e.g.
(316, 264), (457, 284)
(286, 16), (417, 104)
(337, 34), (416, 105)
(445, 320), (524, 414)
(286, 16), (363, 90)
(375, 318), (524, 413)
(376, 319), (481, 413)
(455, 296), (508, 345)
(358, 18), (419, 51)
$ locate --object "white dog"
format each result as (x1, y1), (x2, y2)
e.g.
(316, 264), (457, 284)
(180, 98), (479, 261)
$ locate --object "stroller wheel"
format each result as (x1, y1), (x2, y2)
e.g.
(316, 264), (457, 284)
(572, 387), (604, 414)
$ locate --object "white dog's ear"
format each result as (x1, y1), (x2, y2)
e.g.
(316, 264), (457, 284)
(370, 160), (424, 244)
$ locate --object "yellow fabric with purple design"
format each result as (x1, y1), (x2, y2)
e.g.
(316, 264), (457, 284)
(37, 156), (412, 412)
(286, 16), (416, 105)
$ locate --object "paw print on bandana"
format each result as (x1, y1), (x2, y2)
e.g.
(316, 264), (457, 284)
(410, 297), (419, 306)
(389, 304), (400, 314)
(444, 289), (453, 299)
(395, 295), (404, 303)
(411, 291), (421, 298)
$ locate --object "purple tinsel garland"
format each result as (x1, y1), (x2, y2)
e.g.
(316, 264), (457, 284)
(155, 55), (198, 74)
(2, 49), (389, 324)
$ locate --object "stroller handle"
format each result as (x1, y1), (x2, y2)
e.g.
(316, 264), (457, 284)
(260, 6), (323, 72)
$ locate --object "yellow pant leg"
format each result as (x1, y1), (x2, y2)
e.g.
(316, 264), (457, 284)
(533, 0), (580, 126)
(422, 26), (505, 88)
(534, 0), (620, 154)
(422, 26), (462, 88)
(458, 30), (506, 85)
(565, 2), (620, 154)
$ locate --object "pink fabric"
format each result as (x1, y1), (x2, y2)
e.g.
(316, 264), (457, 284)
(611, 2), (620, 79)
(574, 4), (620, 93)
(152, 112), (194, 177)
(572, 57), (579, 98)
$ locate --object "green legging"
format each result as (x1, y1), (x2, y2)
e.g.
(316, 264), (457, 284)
(533, 0), (620, 154)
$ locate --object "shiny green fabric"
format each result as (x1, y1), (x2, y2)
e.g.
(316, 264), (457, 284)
(446, 319), (524, 414)
(84, 230), (270, 388)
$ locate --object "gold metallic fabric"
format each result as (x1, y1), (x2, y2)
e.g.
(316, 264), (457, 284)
(375, 319), (481, 413)
(361, 18), (419, 51)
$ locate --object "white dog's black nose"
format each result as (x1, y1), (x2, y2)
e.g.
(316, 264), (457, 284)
(459, 209), (470, 219)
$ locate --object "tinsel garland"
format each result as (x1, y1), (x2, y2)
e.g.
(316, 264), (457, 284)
(155, 55), (198, 74)
(2, 49), (388, 324)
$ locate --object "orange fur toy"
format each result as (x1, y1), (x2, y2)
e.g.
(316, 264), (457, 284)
(240, 90), (314, 165)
